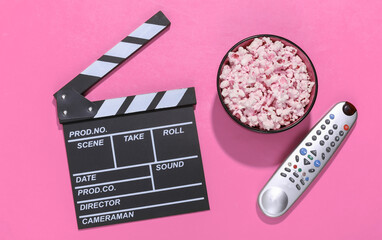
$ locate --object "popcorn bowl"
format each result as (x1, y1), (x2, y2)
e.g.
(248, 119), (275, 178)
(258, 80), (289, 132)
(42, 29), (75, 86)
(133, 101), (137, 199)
(217, 34), (318, 133)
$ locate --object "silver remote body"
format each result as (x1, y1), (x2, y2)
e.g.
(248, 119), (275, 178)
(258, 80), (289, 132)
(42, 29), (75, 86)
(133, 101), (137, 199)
(258, 101), (358, 217)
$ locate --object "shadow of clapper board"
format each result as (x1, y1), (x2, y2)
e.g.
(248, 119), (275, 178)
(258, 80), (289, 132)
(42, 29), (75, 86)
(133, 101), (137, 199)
(53, 11), (209, 229)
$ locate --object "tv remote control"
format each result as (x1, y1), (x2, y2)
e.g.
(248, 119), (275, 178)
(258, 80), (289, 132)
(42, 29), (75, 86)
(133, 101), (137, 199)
(258, 101), (357, 217)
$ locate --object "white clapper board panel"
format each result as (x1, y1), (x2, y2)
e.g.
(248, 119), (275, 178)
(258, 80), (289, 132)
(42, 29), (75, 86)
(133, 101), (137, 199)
(54, 11), (209, 229)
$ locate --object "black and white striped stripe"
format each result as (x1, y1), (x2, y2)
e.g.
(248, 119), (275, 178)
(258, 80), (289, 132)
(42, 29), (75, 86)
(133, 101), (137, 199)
(60, 11), (170, 95)
(93, 88), (196, 119)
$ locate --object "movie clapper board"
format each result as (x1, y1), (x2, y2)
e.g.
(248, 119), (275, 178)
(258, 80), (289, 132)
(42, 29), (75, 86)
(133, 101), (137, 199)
(54, 11), (209, 229)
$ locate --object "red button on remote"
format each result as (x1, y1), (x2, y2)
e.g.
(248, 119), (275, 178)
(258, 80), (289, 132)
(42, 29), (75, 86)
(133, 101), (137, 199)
(344, 124), (349, 131)
(293, 165), (297, 169)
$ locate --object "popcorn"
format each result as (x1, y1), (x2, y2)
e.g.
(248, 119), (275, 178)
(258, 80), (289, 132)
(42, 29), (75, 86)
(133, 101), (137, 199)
(219, 37), (315, 131)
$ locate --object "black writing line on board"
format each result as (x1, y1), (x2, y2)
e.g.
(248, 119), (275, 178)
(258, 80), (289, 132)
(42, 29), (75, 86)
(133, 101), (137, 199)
(74, 176), (151, 190)
(77, 182), (203, 204)
(68, 121), (193, 142)
(72, 155), (199, 176)
(79, 197), (205, 219)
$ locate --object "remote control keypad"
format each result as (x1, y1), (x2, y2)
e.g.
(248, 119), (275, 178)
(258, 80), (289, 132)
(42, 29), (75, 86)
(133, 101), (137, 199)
(280, 109), (351, 193)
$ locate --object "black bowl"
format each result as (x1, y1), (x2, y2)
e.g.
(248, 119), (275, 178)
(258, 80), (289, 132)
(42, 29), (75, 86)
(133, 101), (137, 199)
(217, 34), (318, 133)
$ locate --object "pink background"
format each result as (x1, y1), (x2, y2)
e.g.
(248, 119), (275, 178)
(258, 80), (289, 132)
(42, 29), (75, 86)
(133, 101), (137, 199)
(1, 0), (381, 239)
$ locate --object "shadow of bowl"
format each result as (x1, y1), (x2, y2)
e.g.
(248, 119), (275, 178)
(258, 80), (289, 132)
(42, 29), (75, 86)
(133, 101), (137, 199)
(211, 95), (312, 167)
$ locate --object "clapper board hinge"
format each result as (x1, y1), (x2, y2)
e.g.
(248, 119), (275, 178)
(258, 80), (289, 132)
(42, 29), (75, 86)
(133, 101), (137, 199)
(54, 88), (98, 123)
(54, 11), (171, 124)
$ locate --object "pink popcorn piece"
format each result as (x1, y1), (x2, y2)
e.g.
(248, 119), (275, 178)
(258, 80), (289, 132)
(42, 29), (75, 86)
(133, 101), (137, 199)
(218, 35), (317, 132)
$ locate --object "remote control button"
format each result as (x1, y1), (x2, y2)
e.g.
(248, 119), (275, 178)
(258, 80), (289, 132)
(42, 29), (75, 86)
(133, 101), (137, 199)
(329, 114), (335, 119)
(285, 167), (291, 172)
(310, 150), (317, 156)
(296, 184), (301, 190)
(308, 155), (313, 160)
(260, 188), (288, 216)
(329, 129), (334, 135)
(302, 172), (306, 176)
(322, 153), (325, 160)
(312, 135), (317, 141)
(339, 131), (344, 136)
(344, 124), (349, 131)
(298, 168), (302, 172)
(309, 168), (315, 173)
(305, 142), (312, 146)
(330, 141), (335, 147)
(321, 124), (326, 130)
(304, 159), (311, 165)
(314, 160), (321, 167)
(316, 130), (321, 135)
(300, 179), (305, 185)
(280, 173), (287, 177)
(320, 140), (325, 146)
(295, 155), (299, 162)
(293, 172), (299, 178)
(288, 162), (292, 167)
(342, 102), (357, 116)
(326, 147), (331, 152)
(324, 135), (329, 140)
(289, 177), (295, 183)
(300, 148), (307, 155)
(293, 165), (297, 169)
(305, 177), (309, 181)
(333, 124), (338, 130)
(325, 119), (330, 124)
(335, 136), (340, 142)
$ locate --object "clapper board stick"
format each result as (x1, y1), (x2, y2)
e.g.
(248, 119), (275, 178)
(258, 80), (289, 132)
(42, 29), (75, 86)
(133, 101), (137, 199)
(54, 11), (183, 123)
(53, 11), (209, 229)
